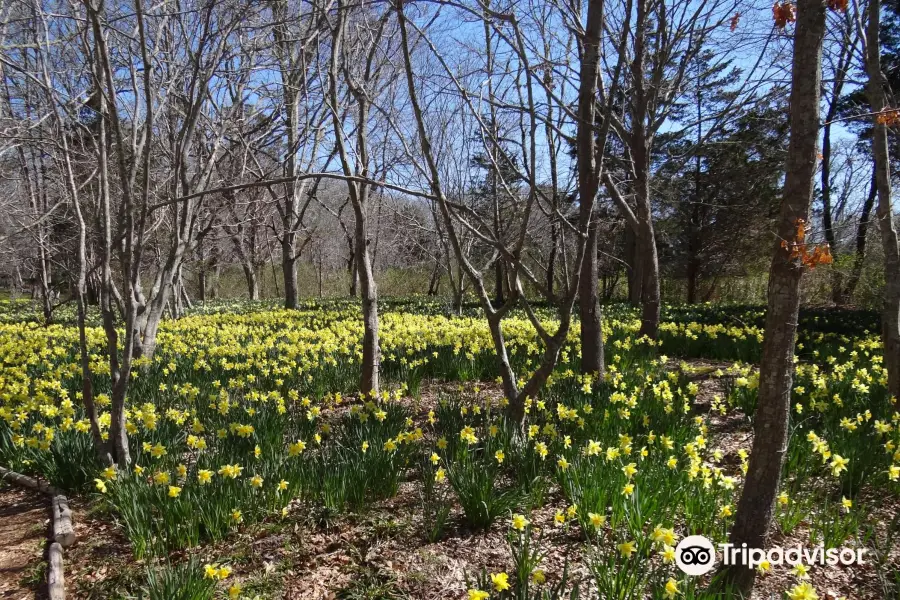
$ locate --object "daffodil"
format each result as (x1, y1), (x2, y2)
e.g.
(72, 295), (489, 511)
(490, 572), (510, 592)
(786, 582), (819, 600)
(841, 496), (852, 512)
(512, 514), (529, 531)
(663, 578), (679, 599)
(830, 454), (849, 477)
(617, 540), (636, 558)
(790, 563), (810, 579)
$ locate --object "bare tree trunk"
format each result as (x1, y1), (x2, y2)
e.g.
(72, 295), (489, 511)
(865, 0), (900, 402)
(197, 238), (208, 302)
(349, 248), (359, 297)
(46, 52), (110, 464)
(243, 262), (259, 300)
(483, 1), (505, 309)
(822, 114), (843, 304)
(821, 11), (856, 304)
(726, 1), (826, 594)
(546, 226), (558, 300)
(317, 253), (324, 297)
(576, 0), (605, 376)
(86, 8), (131, 466)
(630, 0), (660, 340)
(181, 278), (193, 310)
(579, 221), (604, 374)
(687, 95), (703, 305)
(686, 256), (699, 304)
(273, 0), (300, 311)
(328, 0), (382, 394)
(398, 0), (519, 411)
(281, 234), (298, 309)
(636, 172), (660, 340)
(210, 251), (221, 299)
(625, 226), (643, 304)
(427, 257), (441, 295)
(357, 224), (380, 394)
(198, 267), (208, 302)
(397, 0), (600, 424)
(842, 168), (877, 303)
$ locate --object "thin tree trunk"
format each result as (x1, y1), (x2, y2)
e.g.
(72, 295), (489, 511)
(427, 257), (441, 295)
(210, 255), (221, 299)
(281, 234), (298, 308)
(357, 225), (380, 394)
(546, 226), (558, 300)
(822, 104), (840, 303)
(328, 0), (381, 394)
(197, 238), (208, 302)
(243, 262), (259, 300)
(577, 0), (606, 376)
(198, 268), (208, 302)
(579, 220), (604, 374)
(865, 0), (900, 402)
(821, 12), (855, 304)
(50, 68), (109, 464)
(625, 226), (642, 303)
(631, 0), (660, 340)
(842, 168), (877, 303)
(726, 1), (826, 594)
(349, 248), (359, 297)
(635, 171), (660, 338)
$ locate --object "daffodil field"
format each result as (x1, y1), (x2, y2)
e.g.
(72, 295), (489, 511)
(0, 299), (898, 599)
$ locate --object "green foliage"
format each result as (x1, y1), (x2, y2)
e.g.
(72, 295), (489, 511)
(446, 442), (520, 531)
(141, 559), (215, 600)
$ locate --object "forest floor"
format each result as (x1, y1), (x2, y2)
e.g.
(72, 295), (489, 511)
(0, 484), (47, 600)
(56, 363), (894, 600)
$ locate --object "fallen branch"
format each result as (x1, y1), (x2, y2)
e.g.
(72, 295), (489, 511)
(0, 464), (72, 599)
(0, 465), (60, 495)
(52, 495), (75, 548)
(47, 542), (64, 600)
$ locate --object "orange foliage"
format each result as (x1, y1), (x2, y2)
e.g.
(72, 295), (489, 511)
(827, 0), (848, 12)
(773, 2), (796, 29)
(780, 218), (833, 269)
(876, 108), (900, 126)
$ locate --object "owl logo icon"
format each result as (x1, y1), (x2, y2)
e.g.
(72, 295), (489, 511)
(676, 535), (717, 576)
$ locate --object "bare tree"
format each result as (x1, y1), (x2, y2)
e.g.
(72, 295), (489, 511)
(327, 0), (397, 393)
(270, 0), (331, 309)
(601, 0), (758, 338)
(861, 0), (900, 401)
(396, 0), (625, 421)
(726, 0), (827, 594)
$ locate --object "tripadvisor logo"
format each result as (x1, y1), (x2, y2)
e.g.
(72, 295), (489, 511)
(675, 535), (717, 576)
(675, 535), (867, 576)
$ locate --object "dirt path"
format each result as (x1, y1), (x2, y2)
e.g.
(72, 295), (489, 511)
(0, 484), (47, 600)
